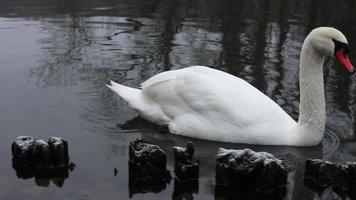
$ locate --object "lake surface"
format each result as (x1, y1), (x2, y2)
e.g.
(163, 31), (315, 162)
(1, 0), (356, 199)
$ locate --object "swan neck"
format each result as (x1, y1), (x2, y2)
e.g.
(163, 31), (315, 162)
(297, 39), (326, 141)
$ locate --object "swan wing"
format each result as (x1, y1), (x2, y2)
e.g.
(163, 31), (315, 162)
(141, 66), (296, 143)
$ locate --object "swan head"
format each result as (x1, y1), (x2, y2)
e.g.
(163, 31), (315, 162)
(308, 27), (354, 73)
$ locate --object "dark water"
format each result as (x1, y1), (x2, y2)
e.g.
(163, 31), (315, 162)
(1, 0), (356, 199)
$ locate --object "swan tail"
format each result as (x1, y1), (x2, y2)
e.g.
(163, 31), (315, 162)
(106, 81), (144, 110)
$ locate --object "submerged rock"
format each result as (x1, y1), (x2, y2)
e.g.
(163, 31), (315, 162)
(173, 142), (199, 181)
(11, 136), (73, 187)
(128, 139), (171, 197)
(304, 159), (356, 198)
(215, 148), (287, 200)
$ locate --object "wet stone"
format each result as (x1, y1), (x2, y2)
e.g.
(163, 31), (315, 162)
(215, 148), (287, 200)
(304, 159), (353, 198)
(12, 136), (69, 168)
(32, 139), (51, 167)
(173, 142), (199, 181)
(348, 162), (356, 199)
(11, 136), (36, 167)
(129, 139), (167, 170)
(128, 139), (171, 197)
(11, 136), (73, 188)
(48, 137), (69, 166)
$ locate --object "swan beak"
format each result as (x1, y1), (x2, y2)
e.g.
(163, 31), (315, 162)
(336, 48), (354, 74)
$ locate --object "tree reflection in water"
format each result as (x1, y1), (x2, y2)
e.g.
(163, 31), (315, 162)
(1, 0), (356, 199)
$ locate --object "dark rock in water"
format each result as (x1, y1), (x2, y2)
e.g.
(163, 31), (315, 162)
(304, 159), (355, 198)
(215, 148), (287, 200)
(33, 139), (52, 167)
(11, 136), (73, 188)
(11, 136), (36, 167)
(48, 137), (69, 166)
(129, 139), (167, 170)
(348, 162), (356, 199)
(172, 178), (199, 200)
(173, 142), (195, 162)
(304, 159), (338, 189)
(12, 136), (70, 168)
(348, 162), (356, 185)
(128, 139), (171, 197)
(172, 142), (199, 199)
(173, 142), (199, 181)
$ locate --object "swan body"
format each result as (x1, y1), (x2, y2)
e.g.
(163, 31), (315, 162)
(107, 27), (354, 146)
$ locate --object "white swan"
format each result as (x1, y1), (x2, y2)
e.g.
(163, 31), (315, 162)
(107, 27), (354, 146)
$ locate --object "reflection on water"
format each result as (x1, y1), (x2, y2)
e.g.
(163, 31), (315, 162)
(173, 179), (199, 200)
(128, 163), (171, 198)
(13, 164), (75, 188)
(0, 0), (356, 199)
(215, 184), (286, 200)
(128, 139), (172, 197)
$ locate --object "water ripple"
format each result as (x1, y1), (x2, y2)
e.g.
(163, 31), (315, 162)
(322, 126), (343, 158)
